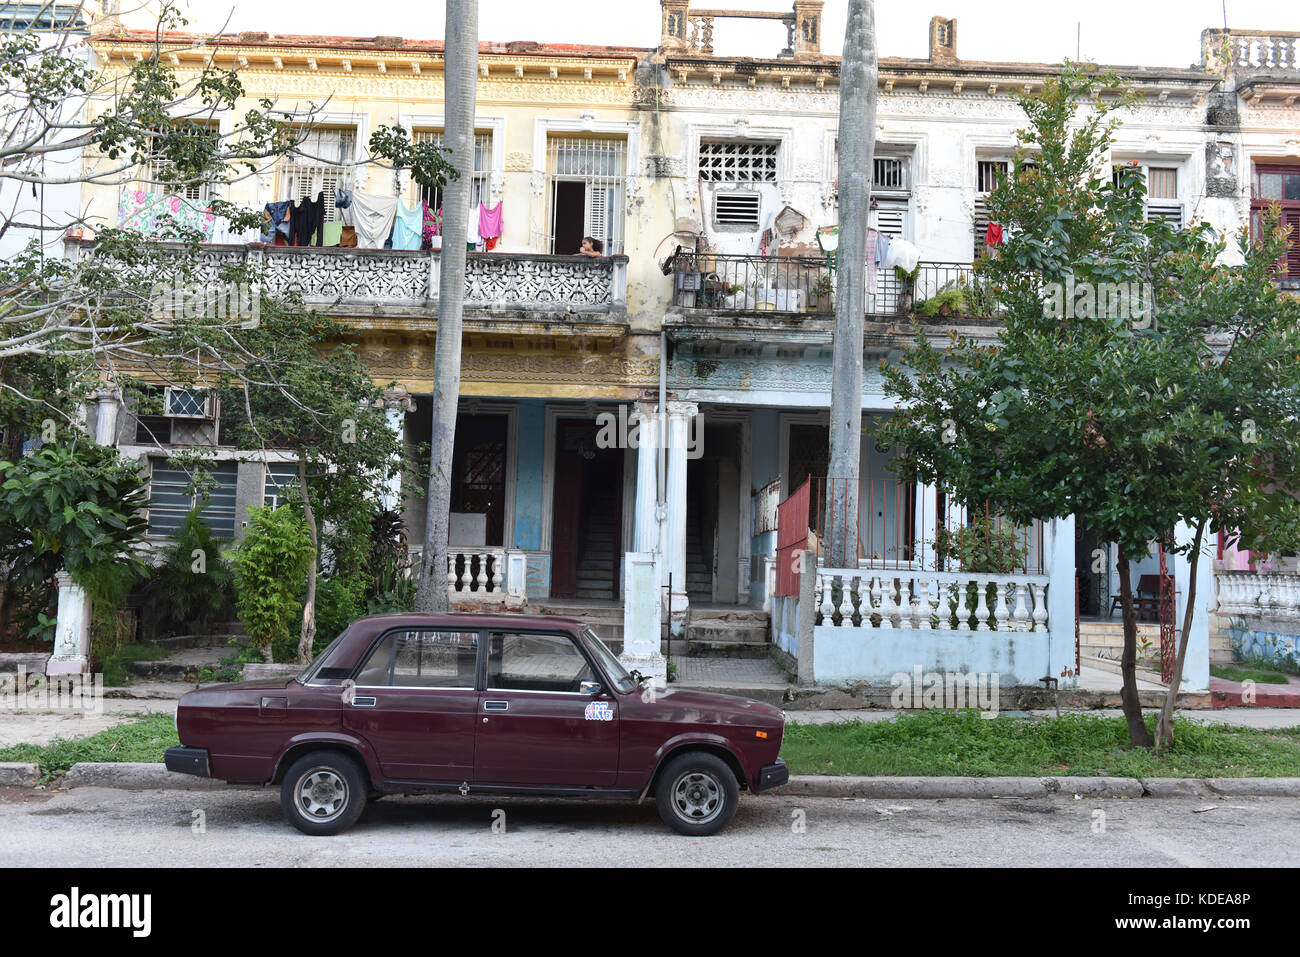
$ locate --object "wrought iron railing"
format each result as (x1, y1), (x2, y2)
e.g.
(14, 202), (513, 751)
(669, 253), (997, 318)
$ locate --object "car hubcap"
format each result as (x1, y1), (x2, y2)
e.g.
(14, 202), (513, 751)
(672, 770), (723, 824)
(296, 768), (348, 822)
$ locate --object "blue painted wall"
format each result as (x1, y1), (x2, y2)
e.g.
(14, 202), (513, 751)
(513, 400), (545, 552)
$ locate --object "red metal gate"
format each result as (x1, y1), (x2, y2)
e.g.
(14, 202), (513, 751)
(775, 478), (811, 597)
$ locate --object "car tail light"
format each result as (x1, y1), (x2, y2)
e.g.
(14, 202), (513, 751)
(755, 730), (767, 739)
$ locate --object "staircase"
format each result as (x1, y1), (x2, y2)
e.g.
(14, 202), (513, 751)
(531, 600), (625, 653)
(574, 487), (619, 600)
(670, 606), (771, 659)
(684, 514), (712, 600)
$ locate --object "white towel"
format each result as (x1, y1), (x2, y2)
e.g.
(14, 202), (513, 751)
(350, 191), (398, 249)
(883, 238), (920, 273)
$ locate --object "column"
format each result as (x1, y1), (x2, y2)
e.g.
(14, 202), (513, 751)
(664, 401), (697, 637)
(1046, 515), (1078, 688)
(632, 401), (660, 555)
(379, 389), (413, 512)
(46, 573), (90, 675)
(1173, 520), (1213, 692)
(620, 552), (666, 687)
(92, 386), (121, 446)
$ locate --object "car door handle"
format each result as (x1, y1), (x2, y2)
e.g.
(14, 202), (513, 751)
(484, 700), (509, 712)
(351, 696), (377, 707)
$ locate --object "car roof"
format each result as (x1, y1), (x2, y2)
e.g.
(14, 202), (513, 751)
(349, 612), (588, 631)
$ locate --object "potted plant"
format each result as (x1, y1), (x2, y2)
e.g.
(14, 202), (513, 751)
(811, 273), (834, 312)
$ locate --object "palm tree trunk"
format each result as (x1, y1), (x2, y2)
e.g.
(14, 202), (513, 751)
(826, 0), (877, 568)
(414, 0), (479, 613)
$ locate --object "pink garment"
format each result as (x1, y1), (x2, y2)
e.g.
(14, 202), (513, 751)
(478, 202), (503, 240)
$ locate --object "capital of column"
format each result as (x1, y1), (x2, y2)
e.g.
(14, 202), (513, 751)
(666, 400), (698, 420)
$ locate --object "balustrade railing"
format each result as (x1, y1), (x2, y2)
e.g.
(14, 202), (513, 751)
(448, 548), (506, 598)
(1204, 29), (1300, 73)
(62, 239), (628, 312)
(1216, 570), (1300, 621)
(814, 567), (1050, 632)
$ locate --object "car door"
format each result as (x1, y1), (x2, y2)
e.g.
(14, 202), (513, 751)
(474, 629), (620, 788)
(342, 627), (481, 784)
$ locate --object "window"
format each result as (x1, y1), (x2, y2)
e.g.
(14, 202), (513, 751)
(712, 191), (761, 228)
(164, 387), (214, 419)
(698, 141), (778, 183)
(412, 130), (493, 213)
(487, 632), (595, 693)
(137, 123), (217, 204)
(974, 160), (1008, 260)
(356, 630), (479, 688)
(1113, 163), (1184, 226)
(263, 463), (300, 508)
(147, 461), (238, 537)
(134, 415), (171, 445)
(1252, 163), (1300, 284)
(278, 128), (356, 224)
(874, 157), (906, 190)
(546, 135), (627, 255)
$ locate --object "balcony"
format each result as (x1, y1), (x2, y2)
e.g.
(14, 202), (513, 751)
(667, 253), (996, 322)
(62, 239), (628, 321)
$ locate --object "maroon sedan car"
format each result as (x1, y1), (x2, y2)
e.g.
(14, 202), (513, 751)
(165, 613), (788, 836)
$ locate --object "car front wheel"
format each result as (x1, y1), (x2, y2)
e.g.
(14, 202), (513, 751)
(280, 751), (368, 836)
(654, 752), (740, 836)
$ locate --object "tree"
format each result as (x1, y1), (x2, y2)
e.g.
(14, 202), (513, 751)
(825, 0), (878, 569)
(229, 504), (314, 662)
(874, 64), (1300, 747)
(413, 0), (478, 613)
(213, 293), (404, 664)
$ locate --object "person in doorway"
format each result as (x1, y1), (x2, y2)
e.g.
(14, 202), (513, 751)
(578, 236), (604, 257)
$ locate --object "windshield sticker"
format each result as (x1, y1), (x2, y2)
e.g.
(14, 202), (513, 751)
(584, 701), (614, 721)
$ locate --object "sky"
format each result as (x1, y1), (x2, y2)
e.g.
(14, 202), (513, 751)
(117, 0), (1300, 69)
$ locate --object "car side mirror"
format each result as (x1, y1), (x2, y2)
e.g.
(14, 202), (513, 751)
(580, 681), (603, 696)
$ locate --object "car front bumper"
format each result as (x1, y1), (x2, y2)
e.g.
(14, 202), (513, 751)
(165, 746), (210, 778)
(755, 758), (789, 793)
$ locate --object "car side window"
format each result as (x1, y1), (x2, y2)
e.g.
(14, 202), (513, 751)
(487, 632), (595, 693)
(355, 630), (479, 688)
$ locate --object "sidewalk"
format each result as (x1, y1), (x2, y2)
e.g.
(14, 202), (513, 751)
(1210, 673), (1300, 708)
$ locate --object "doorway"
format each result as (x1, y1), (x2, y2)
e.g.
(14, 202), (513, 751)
(550, 418), (624, 600)
(551, 181), (586, 255)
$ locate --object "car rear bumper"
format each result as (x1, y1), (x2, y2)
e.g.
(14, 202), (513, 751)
(165, 746), (211, 778)
(754, 758), (788, 793)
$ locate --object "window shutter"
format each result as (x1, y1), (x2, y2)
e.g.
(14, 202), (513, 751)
(713, 191), (761, 228)
(1145, 202), (1184, 227)
(1285, 210), (1300, 280)
(875, 198), (907, 239)
(586, 184), (608, 246)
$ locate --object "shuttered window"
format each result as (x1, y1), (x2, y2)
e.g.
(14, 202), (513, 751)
(263, 463), (301, 507)
(713, 191), (761, 228)
(147, 461), (238, 538)
(1252, 164), (1300, 284)
(278, 128), (356, 224)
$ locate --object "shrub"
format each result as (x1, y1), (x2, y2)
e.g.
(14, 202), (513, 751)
(229, 505), (314, 662)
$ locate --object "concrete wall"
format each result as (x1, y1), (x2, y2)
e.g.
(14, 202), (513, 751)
(811, 626), (1050, 687)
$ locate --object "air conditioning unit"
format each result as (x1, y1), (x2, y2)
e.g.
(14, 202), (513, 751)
(164, 387), (217, 420)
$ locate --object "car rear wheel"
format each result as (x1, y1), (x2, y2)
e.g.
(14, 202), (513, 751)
(655, 752), (739, 836)
(280, 751), (368, 836)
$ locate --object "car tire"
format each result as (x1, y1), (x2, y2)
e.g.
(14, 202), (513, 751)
(280, 751), (368, 836)
(654, 752), (740, 836)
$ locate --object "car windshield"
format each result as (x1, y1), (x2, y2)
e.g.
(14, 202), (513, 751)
(582, 627), (637, 693)
(297, 630), (350, 684)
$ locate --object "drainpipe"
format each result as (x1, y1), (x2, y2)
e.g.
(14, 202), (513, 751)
(658, 330), (668, 594)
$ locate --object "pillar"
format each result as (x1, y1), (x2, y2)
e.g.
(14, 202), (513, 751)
(1047, 514), (1078, 687)
(633, 401), (660, 555)
(46, 572), (90, 675)
(621, 551), (666, 686)
(379, 389), (413, 512)
(1173, 520), (1213, 692)
(92, 386), (121, 446)
(664, 401), (697, 637)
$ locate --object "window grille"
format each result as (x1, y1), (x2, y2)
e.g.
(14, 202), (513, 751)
(545, 135), (628, 254)
(412, 130), (493, 213)
(713, 191), (761, 228)
(699, 141), (778, 182)
(278, 128), (355, 224)
(137, 124), (217, 204)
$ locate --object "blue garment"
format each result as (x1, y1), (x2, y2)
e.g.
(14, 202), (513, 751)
(335, 189), (353, 210)
(391, 200), (424, 250)
(875, 230), (890, 265)
(261, 200), (292, 243)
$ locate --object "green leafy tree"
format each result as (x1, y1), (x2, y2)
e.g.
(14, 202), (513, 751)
(214, 295), (404, 664)
(229, 505), (315, 662)
(874, 64), (1300, 748)
(0, 439), (149, 640)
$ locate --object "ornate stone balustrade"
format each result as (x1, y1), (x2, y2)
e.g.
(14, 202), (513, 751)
(815, 567), (1050, 632)
(62, 239), (628, 316)
(1203, 29), (1300, 73)
(1216, 570), (1300, 622)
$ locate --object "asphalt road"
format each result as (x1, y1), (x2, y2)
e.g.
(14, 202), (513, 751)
(2, 786), (1297, 867)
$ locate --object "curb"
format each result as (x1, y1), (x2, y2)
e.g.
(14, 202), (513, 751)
(58, 763), (227, 790)
(0, 762), (40, 787)
(777, 775), (1300, 799)
(39, 764), (1300, 798)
